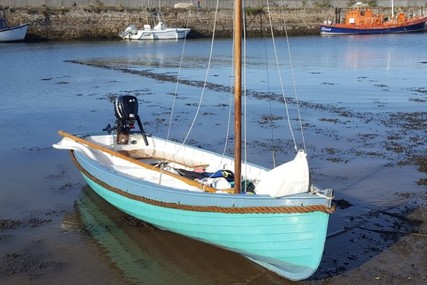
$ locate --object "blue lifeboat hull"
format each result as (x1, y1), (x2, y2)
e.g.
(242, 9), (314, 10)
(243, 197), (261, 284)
(320, 19), (427, 35)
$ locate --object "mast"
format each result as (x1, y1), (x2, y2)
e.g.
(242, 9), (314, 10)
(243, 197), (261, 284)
(391, 0), (394, 18)
(233, 0), (242, 194)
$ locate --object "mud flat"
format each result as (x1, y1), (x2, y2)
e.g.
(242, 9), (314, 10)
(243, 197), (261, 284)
(1, 36), (426, 284)
(1, 66), (427, 285)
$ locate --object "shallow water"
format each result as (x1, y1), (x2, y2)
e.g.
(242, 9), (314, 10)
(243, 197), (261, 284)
(0, 34), (426, 284)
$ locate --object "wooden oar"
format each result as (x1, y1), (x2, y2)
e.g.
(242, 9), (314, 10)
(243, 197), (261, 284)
(58, 130), (234, 194)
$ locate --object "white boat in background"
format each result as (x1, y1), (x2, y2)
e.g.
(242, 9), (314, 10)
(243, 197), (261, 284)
(119, 21), (190, 40)
(0, 10), (29, 42)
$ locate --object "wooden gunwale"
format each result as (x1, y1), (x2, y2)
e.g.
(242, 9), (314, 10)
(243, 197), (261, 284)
(70, 150), (335, 214)
(58, 130), (231, 194)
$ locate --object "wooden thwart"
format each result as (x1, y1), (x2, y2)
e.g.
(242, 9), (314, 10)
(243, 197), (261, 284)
(58, 131), (233, 194)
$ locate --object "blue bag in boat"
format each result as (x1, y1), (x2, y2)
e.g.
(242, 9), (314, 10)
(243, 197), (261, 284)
(204, 170), (234, 182)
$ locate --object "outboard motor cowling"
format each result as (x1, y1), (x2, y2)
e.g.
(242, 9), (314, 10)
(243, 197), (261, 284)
(113, 95), (149, 146)
(115, 95), (138, 121)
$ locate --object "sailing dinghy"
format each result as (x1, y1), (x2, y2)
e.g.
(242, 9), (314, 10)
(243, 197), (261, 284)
(54, 1), (335, 281)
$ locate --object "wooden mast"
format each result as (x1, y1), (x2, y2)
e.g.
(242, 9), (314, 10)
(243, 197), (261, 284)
(233, 0), (242, 194)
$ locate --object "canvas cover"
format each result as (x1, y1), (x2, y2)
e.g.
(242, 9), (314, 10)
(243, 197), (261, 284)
(254, 150), (310, 197)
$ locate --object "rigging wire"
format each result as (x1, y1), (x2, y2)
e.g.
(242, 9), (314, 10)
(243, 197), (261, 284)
(167, 0), (234, 173)
(261, 10), (276, 168)
(166, 0), (235, 180)
(279, 0), (307, 153)
(181, 0), (220, 145)
(176, 0), (235, 183)
(166, 8), (190, 141)
(242, 0), (248, 187)
(265, 0), (298, 153)
(222, 46), (234, 157)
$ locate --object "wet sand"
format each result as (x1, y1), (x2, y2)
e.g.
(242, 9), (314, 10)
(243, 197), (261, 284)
(1, 114), (426, 285)
(1, 92), (426, 285)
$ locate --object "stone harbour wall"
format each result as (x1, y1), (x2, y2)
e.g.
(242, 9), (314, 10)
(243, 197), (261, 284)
(4, 6), (337, 40)
(2, 0), (427, 9)
(3, 4), (424, 41)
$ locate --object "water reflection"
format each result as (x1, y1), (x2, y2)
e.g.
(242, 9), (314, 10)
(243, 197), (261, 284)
(72, 187), (286, 285)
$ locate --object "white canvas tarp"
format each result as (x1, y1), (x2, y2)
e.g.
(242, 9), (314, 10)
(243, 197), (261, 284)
(254, 150), (310, 197)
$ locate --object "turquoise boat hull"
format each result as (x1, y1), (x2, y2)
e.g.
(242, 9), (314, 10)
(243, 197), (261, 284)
(72, 150), (332, 281)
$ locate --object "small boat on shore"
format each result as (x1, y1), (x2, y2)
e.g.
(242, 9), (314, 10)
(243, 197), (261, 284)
(0, 10), (29, 42)
(55, 0), (335, 280)
(320, 2), (427, 35)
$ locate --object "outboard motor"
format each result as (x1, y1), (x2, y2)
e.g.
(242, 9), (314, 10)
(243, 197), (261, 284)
(113, 95), (149, 146)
